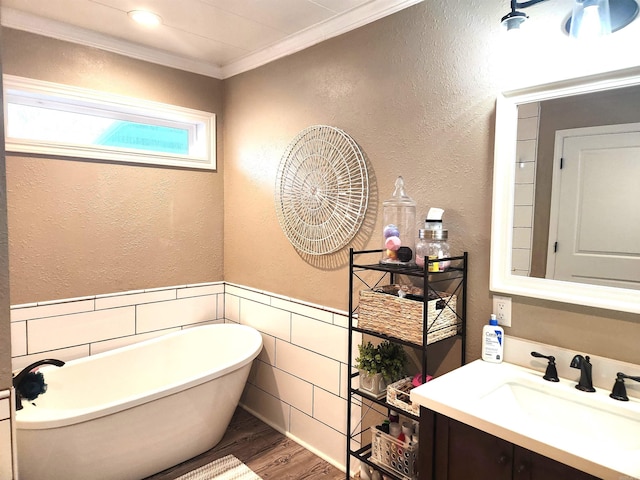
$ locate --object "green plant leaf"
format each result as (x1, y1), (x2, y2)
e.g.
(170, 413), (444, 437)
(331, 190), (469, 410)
(355, 340), (407, 381)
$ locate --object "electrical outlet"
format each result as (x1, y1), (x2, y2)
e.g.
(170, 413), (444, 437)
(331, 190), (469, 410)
(493, 295), (512, 327)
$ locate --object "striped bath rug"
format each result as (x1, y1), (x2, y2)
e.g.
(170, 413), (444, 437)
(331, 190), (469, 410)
(175, 455), (263, 480)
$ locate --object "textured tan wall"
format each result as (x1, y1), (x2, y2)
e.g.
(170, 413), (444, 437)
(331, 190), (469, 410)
(223, 3), (499, 360)
(2, 0), (640, 382)
(0, 26), (12, 389)
(223, 1), (640, 363)
(2, 29), (224, 306)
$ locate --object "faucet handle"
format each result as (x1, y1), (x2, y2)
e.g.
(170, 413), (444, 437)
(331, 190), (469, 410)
(530, 352), (560, 382)
(610, 372), (640, 402)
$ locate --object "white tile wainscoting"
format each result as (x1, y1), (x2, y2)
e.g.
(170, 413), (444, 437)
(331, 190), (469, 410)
(10, 282), (225, 371)
(226, 283), (359, 471)
(9, 281), (356, 473)
(513, 101), (540, 277)
(0, 390), (15, 479)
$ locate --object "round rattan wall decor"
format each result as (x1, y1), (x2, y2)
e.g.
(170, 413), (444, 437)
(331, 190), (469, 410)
(275, 125), (369, 255)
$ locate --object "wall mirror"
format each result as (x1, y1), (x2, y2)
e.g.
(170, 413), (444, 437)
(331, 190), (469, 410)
(491, 66), (640, 314)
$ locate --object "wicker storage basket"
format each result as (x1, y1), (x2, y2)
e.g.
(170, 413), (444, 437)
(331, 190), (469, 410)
(357, 285), (458, 345)
(386, 377), (419, 416)
(371, 428), (419, 480)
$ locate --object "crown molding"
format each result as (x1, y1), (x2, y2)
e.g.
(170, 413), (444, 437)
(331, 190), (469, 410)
(220, 0), (425, 78)
(1, 0), (424, 80)
(1, 7), (224, 79)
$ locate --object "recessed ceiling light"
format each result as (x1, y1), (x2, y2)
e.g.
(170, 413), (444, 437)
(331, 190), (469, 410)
(128, 10), (162, 27)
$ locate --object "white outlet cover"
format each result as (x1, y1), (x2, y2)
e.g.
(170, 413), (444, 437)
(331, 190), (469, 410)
(493, 294), (512, 327)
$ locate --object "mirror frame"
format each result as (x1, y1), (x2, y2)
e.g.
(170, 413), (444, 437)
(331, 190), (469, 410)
(490, 66), (640, 314)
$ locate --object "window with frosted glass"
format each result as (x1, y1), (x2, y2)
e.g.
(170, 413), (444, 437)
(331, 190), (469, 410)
(4, 75), (216, 170)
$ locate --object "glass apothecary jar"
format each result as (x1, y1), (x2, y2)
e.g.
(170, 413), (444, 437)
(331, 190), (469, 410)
(381, 176), (416, 265)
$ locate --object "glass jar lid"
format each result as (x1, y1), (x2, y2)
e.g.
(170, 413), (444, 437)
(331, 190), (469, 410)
(419, 228), (448, 240)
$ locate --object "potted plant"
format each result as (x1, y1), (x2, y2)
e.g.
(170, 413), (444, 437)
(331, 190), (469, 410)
(356, 340), (408, 397)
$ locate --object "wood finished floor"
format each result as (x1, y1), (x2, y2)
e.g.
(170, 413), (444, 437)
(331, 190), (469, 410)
(145, 407), (346, 480)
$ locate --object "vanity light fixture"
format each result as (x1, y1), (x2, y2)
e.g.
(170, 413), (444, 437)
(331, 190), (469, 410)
(500, 0), (639, 38)
(500, 0), (532, 31)
(566, 0), (639, 36)
(127, 10), (162, 27)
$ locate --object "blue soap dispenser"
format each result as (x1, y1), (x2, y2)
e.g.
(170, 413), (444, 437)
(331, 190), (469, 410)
(482, 314), (504, 363)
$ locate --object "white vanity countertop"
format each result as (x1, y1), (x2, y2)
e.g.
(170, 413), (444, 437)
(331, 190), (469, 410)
(410, 359), (640, 480)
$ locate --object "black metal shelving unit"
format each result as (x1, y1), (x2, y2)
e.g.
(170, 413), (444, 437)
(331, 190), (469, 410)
(346, 248), (467, 480)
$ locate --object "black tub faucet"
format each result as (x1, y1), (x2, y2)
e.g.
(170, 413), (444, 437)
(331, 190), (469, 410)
(610, 372), (640, 401)
(12, 359), (65, 410)
(570, 354), (595, 392)
(531, 351), (559, 382)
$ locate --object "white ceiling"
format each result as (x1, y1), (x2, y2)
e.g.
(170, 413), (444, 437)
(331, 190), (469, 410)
(0, 0), (422, 79)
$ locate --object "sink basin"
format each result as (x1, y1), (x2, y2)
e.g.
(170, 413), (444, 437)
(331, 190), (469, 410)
(411, 359), (640, 479)
(478, 378), (640, 453)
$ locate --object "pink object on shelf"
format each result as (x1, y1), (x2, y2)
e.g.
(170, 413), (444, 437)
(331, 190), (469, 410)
(412, 372), (433, 387)
(384, 236), (401, 251)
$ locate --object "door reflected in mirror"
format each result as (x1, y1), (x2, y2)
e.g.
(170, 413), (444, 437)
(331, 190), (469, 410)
(513, 85), (640, 289)
(491, 67), (640, 313)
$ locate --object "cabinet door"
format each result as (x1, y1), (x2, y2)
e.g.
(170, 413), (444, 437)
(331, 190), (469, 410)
(513, 447), (600, 480)
(433, 416), (512, 480)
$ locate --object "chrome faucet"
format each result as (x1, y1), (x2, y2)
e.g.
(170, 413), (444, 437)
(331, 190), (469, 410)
(12, 359), (65, 410)
(610, 372), (640, 401)
(569, 354), (595, 392)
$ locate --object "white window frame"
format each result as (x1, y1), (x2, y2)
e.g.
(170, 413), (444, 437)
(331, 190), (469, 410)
(3, 75), (216, 170)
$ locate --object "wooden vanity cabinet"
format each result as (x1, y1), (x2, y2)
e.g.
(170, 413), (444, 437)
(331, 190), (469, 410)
(419, 408), (600, 480)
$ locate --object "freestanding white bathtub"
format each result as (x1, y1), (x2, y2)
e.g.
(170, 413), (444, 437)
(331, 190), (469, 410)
(16, 323), (263, 480)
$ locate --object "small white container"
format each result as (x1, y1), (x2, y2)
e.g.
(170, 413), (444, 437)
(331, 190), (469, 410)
(360, 464), (372, 480)
(481, 314), (504, 363)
